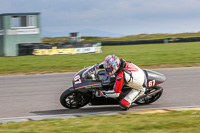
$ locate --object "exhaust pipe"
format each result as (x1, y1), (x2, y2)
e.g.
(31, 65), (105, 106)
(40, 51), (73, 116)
(137, 87), (163, 100)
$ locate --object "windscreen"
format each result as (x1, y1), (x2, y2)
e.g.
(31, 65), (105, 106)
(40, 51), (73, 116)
(82, 66), (95, 79)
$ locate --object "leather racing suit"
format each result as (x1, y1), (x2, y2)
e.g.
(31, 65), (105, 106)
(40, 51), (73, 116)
(103, 59), (147, 109)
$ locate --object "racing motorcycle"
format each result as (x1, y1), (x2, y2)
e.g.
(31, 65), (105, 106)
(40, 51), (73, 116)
(60, 63), (166, 110)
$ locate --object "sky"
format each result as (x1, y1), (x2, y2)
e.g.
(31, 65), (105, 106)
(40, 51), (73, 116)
(0, 0), (200, 37)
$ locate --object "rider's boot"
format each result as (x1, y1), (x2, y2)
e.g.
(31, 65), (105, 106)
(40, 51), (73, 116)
(119, 87), (146, 110)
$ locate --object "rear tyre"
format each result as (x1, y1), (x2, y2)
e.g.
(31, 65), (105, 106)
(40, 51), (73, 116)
(60, 88), (89, 109)
(134, 86), (163, 105)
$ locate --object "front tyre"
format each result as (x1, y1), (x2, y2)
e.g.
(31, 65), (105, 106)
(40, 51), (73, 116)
(60, 88), (89, 109)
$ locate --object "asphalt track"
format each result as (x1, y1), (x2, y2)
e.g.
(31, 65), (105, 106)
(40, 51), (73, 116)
(0, 67), (200, 120)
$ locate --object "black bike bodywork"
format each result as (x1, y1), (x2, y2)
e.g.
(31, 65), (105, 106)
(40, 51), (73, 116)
(60, 64), (166, 109)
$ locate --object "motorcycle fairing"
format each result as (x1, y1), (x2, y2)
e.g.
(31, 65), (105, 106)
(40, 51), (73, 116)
(143, 69), (166, 88)
(72, 66), (103, 92)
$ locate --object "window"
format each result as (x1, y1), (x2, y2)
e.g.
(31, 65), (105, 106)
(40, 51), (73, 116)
(21, 16), (27, 27)
(11, 15), (36, 28)
(0, 17), (2, 29)
(12, 16), (21, 27)
(29, 16), (36, 26)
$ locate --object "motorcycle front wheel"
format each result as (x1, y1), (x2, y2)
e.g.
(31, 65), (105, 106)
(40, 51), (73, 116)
(60, 88), (89, 109)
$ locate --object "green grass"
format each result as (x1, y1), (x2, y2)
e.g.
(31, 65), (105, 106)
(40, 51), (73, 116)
(0, 110), (200, 133)
(0, 42), (200, 75)
(42, 32), (200, 43)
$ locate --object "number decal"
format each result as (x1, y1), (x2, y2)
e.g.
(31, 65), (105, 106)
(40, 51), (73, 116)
(148, 79), (156, 87)
(74, 75), (82, 84)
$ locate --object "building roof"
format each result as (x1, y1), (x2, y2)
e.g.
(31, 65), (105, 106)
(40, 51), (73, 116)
(0, 12), (40, 16)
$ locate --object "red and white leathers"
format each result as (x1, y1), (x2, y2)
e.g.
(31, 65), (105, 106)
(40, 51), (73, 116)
(105, 59), (146, 109)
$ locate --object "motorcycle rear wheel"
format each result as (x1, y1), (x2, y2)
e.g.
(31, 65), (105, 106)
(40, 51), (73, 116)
(134, 86), (163, 105)
(60, 88), (89, 109)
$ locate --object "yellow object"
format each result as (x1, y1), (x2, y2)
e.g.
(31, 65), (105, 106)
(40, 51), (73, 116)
(33, 47), (76, 55)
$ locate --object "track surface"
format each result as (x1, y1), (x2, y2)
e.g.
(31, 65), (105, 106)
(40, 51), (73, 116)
(0, 67), (200, 119)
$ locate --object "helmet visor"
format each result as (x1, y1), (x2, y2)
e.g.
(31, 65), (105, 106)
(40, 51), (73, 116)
(105, 67), (113, 74)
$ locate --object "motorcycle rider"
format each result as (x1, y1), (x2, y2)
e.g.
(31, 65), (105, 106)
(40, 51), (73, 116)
(96, 54), (147, 110)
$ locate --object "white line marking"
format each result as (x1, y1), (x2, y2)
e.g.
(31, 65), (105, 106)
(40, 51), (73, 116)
(1, 105), (200, 123)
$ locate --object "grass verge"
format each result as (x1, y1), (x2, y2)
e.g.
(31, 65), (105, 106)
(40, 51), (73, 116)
(0, 42), (200, 75)
(0, 110), (200, 133)
(42, 32), (200, 43)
